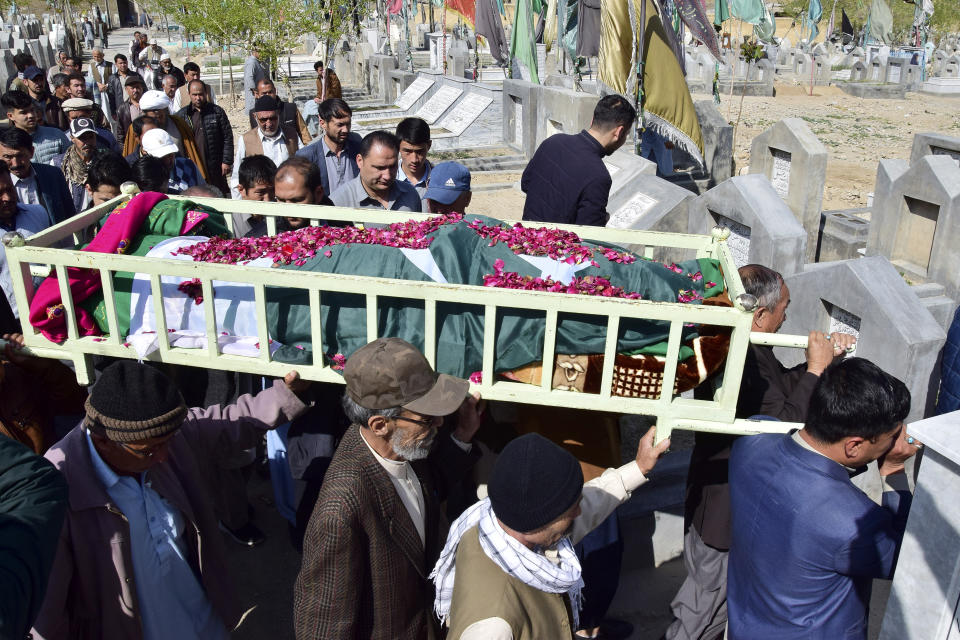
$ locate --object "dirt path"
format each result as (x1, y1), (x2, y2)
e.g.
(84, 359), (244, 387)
(694, 84), (960, 212)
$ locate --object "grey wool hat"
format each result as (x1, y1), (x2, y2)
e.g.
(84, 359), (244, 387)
(84, 361), (187, 442)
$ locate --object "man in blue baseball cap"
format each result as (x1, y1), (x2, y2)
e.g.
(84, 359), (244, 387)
(423, 161), (472, 214)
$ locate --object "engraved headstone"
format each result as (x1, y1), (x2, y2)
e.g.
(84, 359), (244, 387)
(395, 76), (435, 111)
(515, 101), (523, 144)
(607, 192), (659, 229)
(778, 256), (945, 421)
(691, 174), (807, 277)
(415, 85), (462, 125)
(714, 214), (751, 267)
(770, 149), (791, 199)
(748, 118), (828, 262)
(438, 93), (493, 136)
(825, 302), (861, 356)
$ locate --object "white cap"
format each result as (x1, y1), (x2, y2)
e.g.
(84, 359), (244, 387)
(139, 89), (170, 111)
(141, 128), (178, 158)
(160, 52), (171, 62)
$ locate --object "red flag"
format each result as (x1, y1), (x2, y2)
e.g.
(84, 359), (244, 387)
(446, 0), (477, 26)
(387, 0), (403, 15)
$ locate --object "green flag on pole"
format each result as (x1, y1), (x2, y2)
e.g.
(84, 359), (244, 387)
(729, 0), (764, 24)
(805, 0), (823, 41)
(714, 0), (729, 26)
(868, 0), (894, 43)
(510, 0), (540, 83)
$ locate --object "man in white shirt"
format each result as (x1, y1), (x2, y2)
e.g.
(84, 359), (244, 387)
(431, 426), (670, 640)
(294, 337), (484, 640)
(230, 96), (301, 198)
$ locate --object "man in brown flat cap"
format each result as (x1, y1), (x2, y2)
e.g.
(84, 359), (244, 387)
(294, 337), (484, 640)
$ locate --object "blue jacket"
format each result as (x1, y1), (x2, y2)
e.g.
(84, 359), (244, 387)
(938, 305), (960, 414)
(728, 434), (911, 640)
(295, 132), (362, 198)
(521, 129), (611, 227)
(31, 162), (77, 225)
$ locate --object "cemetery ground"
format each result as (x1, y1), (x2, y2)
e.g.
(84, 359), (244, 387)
(702, 84), (960, 213)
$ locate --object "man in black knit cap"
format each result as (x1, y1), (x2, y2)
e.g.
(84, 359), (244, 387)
(33, 360), (310, 640)
(430, 428), (670, 640)
(430, 428), (671, 640)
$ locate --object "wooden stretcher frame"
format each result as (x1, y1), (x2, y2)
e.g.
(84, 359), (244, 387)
(4, 187), (809, 442)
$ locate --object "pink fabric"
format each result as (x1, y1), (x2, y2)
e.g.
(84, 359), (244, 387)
(28, 191), (168, 343)
(180, 209), (209, 235)
(387, 0), (403, 15)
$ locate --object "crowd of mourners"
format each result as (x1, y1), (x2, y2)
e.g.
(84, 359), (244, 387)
(0, 29), (956, 640)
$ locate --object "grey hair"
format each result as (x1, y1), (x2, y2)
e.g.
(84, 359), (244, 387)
(161, 74), (178, 85)
(51, 73), (69, 88)
(341, 394), (402, 427)
(181, 184), (223, 198)
(738, 264), (784, 310)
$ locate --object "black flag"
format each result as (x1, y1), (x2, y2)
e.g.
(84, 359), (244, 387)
(841, 8), (854, 37)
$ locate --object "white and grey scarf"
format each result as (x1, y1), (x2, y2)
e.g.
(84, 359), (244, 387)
(429, 498), (584, 629)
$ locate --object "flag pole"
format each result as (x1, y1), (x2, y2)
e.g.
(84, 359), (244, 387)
(634, 0), (646, 155)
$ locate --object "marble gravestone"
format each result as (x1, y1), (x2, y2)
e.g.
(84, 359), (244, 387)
(395, 76), (435, 111)
(866, 155), (960, 301)
(438, 93), (493, 136)
(776, 256), (946, 421)
(748, 118), (828, 262)
(879, 410), (960, 640)
(690, 174), (807, 277)
(415, 85), (463, 125)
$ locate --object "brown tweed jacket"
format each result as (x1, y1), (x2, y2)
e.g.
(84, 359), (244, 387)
(294, 425), (477, 640)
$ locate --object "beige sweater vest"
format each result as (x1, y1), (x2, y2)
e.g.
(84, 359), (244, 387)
(242, 125), (298, 159)
(446, 526), (574, 640)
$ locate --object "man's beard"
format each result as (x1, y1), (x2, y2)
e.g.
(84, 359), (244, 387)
(390, 429), (436, 461)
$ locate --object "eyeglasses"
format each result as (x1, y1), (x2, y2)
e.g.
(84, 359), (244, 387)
(116, 437), (173, 459)
(393, 414), (437, 429)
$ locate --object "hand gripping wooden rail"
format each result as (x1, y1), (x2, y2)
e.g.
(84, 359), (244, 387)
(4, 187), (810, 443)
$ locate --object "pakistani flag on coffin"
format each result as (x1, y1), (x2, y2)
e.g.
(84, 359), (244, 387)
(597, 0), (704, 163)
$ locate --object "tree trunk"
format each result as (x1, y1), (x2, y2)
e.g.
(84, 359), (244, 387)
(218, 44), (224, 97)
(227, 42), (236, 106)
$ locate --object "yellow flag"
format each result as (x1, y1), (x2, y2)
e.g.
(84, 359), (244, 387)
(598, 0), (704, 161)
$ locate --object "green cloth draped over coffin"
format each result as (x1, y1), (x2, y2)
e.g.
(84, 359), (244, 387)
(262, 214), (725, 378)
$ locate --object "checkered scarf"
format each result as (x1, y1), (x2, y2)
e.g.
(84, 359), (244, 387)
(429, 497), (584, 628)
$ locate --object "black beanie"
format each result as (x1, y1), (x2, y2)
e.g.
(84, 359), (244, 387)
(488, 433), (584, 533)
(85, 361), (187, 443)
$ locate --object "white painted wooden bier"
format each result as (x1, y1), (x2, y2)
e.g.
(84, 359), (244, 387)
(4, 187), (809, 442)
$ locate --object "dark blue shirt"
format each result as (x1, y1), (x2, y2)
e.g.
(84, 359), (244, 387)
(520, 129), (611, 227)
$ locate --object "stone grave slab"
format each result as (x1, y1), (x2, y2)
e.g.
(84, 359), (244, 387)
(910, 132), (960, 166)
(535, 85), (596, 148)
(748, 118), (828, 262)
(606, 174), (701, 261)
(886, 57), (907, 84)
(502, 79), (542, 158)
(819, 209), (871, 262)
(880, 410), (960, 640)
(694, 100), (734, 187)
(395, 76), (435, 111)
(438, 92), (493, 136)
(866, 155), (960, 301)
(777, 256), (946, 422)
(690, 174), (807, 277)
(415, 85), (463, 125)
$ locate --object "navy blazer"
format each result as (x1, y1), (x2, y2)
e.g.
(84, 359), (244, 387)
(295, 132), (362, 198)
(32, 162), (77, 226)
(728, 434), (911, 640)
